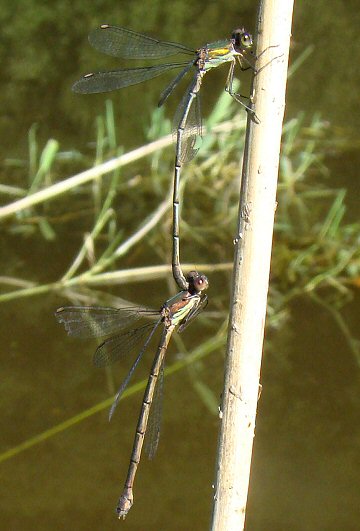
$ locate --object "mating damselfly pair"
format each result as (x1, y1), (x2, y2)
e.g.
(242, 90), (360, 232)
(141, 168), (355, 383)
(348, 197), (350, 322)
(56, 23), (256, 519)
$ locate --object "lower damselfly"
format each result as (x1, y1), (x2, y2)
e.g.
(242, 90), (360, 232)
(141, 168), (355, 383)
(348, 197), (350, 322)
(55, 270), (208, 518)
(72, 25), (255, 290)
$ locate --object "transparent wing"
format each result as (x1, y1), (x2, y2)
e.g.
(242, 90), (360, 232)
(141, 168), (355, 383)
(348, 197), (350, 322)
(108, 319), (162, 420)
(89, 25), (194, 60)
(144, 358), (165, 460)
(173, 79), (203, 164)
(93, 322), (158, 368)
(178, 295), (208, 334)
(158, 60), (194, 107)
(55, 306), (158, 338)
(72, 63), (189, 94)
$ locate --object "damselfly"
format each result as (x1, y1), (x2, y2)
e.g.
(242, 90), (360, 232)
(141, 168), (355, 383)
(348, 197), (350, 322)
(55, 270), (208, 518)
(72, 25), (256, 289)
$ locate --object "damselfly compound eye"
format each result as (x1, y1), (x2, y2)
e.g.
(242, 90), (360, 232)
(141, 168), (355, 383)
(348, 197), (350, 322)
(231, 28), (253, 51)
(241, 32), (253, 48)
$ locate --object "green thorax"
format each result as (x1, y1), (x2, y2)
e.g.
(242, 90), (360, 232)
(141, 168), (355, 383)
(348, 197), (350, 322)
(164, 291), (200, 326)
(203, 39), (237, 71)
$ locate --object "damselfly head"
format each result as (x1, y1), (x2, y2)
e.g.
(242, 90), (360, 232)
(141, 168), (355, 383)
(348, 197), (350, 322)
(187, 271), (209, 293)
(232, 28), (253, 52)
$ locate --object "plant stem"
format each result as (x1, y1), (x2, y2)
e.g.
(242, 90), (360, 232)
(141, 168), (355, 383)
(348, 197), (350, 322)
(210, 1), (295, 529)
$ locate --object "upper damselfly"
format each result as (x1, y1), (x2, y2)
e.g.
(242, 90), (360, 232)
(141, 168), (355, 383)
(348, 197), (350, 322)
(72, 25), (256, 290)
(55, 270), (208, 518)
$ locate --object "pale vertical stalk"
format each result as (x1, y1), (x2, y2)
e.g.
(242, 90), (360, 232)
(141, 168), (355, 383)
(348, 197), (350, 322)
(210, 1), (295, 530)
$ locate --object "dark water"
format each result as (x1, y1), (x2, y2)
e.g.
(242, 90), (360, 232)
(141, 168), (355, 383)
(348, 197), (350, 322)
(1, 1), (360, 530)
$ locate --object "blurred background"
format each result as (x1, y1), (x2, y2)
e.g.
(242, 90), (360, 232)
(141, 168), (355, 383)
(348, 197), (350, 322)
(1, 1), (359, 530)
